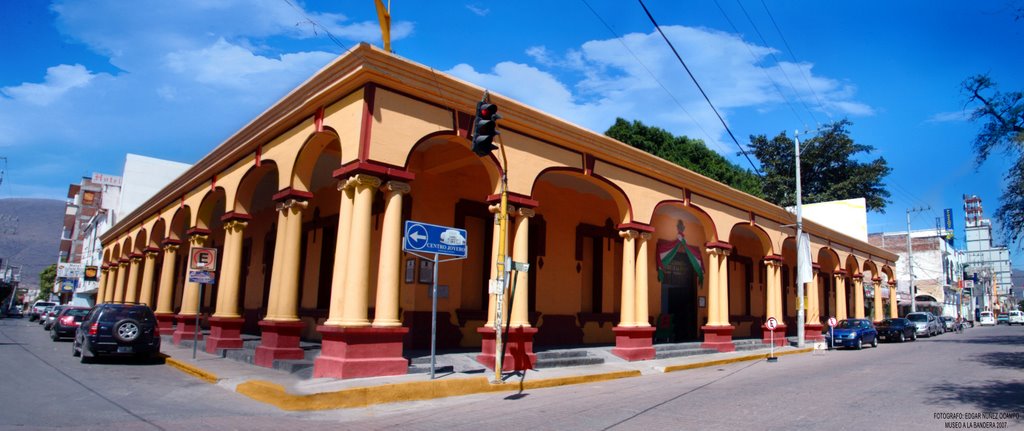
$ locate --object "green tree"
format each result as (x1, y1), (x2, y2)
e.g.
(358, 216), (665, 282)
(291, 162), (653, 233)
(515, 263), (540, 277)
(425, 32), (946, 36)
(962, 74), (1024, 245)
(604, 118), (763, 197)
(37, 264), (56, 302)
(748, 119), (892, 212)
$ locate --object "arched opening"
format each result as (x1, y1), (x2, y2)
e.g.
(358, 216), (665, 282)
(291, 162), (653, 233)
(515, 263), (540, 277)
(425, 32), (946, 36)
(816, 248), (841, 324)
(529, 169), (630, 347)
(234, 162), (281, 335)
(781, 237), (798, 335)
(727, 223), (772, 338)
(168, 207), (191, 312)
(845, 254), (860, 318)
(195, 189), (227, 321)
(650, 202), (715, 342)
(403, 133), (498, 350)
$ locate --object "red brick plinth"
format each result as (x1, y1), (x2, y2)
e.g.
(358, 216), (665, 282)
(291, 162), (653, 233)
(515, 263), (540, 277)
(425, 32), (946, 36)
(701, 325), (736, 352)
(172, 314), (203, 344)
(155, 312), (175, 336)
(476, 326), (538, 371)
(205, 316), (245, 353)
(312, 326), (410, 379)
(804, 323), (825, 342)
(762, 323), (788, 347)
(611, 326), (656, 361)
(254, 320), (306, 367)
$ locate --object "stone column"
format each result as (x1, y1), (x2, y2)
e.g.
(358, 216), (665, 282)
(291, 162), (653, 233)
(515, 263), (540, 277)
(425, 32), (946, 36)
(872, 278), (884, 323)
(255, 192), (309, 367)
(484, 205), (503, 327)
(104, 264), (117, 303)
(701, 242), (735, 352)
(634, 232), (651, 327)
(888, 282), (898, 318)
(853, 274), (865, 319)
(509, 207), (533, 328)
(113, 259), (128, 303)
(803, 264), (824, 342)
(315, 176), (411, 380)
(612, 226), (656, 361)
(762, 256), (786, 346)
(173, 230), (209, 344)
(617, 230), (637, 328)
(154, 240), (180, 334)
(206, 214), (250, 353)
(138, 249), (159, 307)
(97, 266), (109, 304)
(835, 271), (847, 321)
(339, 174), (381, 327)
(124, 254), (142, 304)
(372, 181), (410, 327)
(324, 181), (355, 325)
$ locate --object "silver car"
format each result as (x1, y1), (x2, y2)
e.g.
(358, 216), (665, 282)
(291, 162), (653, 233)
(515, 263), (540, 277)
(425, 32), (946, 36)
(906, 312), (942, 337)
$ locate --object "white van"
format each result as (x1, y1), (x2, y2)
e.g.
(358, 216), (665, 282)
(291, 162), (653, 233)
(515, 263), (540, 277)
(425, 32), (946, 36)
(979, 311), (996, 326)
(1008, 310), (1024, 325)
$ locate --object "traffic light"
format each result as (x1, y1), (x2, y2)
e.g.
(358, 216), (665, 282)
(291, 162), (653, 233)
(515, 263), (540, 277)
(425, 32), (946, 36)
(471, 101), (500, 156)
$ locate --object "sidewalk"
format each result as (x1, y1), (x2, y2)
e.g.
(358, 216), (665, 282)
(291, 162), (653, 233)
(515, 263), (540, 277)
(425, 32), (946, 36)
(160, 338), (813, 411)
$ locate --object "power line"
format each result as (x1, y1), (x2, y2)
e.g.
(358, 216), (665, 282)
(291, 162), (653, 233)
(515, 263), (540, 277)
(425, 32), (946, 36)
(758, 0), (832, 122)
(636, 0), (763, 177)
(578, 0), (725, 153)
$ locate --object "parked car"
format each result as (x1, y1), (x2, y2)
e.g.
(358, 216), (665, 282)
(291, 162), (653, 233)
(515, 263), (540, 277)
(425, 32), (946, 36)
(1009, 310), (1024, 325)
(42, 305), (69, 330)
(824, 318), (878, 349)
(50, 307), (90, 341)
(996, 313), (1009, 325)
(979, 311), (996, 326)
(37, 305), (55, 325)
(875, 318), (917, 343)
(73, 303), (161, 363)
(940, 316), (956, 332)
(28, 301), (56, 321)
(906, 312), (942, 337)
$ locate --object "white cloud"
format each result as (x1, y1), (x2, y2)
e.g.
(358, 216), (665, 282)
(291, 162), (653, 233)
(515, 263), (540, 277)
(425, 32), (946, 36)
(448, 25), (872, 153)
(165, 38), (335, 90)
(926, 110), (969, 123)
(466, 5), (489, 16)
(1, 64), (98, 106)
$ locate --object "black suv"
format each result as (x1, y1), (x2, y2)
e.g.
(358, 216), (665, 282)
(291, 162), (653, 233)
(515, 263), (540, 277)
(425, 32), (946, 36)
(73, 303), (161, 363)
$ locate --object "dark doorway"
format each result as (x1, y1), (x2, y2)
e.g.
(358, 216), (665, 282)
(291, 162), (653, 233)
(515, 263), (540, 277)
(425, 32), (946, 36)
(660, 246), (699, 341)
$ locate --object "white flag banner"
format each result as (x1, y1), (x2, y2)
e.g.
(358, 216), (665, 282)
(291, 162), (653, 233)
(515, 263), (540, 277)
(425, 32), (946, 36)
(797, 233), (813, 285)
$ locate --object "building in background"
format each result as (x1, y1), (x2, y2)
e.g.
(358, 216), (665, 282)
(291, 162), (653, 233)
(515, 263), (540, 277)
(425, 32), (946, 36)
(59, 154), (190, 305)
(868, 227), (964, 318)
(962, 195), (1013, 314)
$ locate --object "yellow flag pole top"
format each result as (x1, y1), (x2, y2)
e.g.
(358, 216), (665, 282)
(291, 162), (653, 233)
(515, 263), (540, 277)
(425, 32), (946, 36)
(374, 0), (392, 53)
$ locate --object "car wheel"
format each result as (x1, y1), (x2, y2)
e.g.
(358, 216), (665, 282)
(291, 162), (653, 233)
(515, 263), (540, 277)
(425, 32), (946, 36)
(72, 340), (80, 357)
(79, 349), (92, 364)
(50, 329), (59, 341)
(113, 319), (141, 343)
(871, 336), (878, 348)
(855, 338), (863, 350)
(897, 332), (904, 342)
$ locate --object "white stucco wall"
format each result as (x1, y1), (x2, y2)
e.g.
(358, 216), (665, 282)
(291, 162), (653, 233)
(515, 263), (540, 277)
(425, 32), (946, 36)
(795, 198), (868, 242)
(117, 154), (191, 219)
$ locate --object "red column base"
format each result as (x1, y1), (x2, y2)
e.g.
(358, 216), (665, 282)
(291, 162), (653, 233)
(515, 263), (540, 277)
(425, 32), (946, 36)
(205, 316), (245, 353)
(155, 312), (176, 336)
(611, 326), (656, 361)
(172, 314), (203, 344)
(476, 326), (538, 371)
(312, 326), (409, 379)
(761, 324), (788, 346)
(254, 320), (306, 367)
(701, 325), (736, 352)
(805, 323), (825, 342)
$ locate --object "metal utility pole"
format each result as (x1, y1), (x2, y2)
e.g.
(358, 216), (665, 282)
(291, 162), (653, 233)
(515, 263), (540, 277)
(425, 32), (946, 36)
(794, 131), (805, 348)
(906, 206), (930, 313)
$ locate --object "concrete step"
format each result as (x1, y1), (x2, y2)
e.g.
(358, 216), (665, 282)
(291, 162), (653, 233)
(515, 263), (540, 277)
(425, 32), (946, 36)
(534, 356), (604, 369)
(654, 347), (718, 360)
(654, 342), (705, 352)
(273, 359), (315, 379)
(408, 364), (455, 374)
(735, 343), (768, 352)
(732, 339), (763, 346)
(535, 349), (591, 360)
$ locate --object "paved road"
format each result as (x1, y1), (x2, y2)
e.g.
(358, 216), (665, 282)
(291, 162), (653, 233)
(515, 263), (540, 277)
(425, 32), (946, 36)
(2, 317), (1022, 430)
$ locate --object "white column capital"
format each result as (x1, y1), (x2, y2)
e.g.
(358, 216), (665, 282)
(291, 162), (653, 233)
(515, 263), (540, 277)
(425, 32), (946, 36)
(224, 219), (249, 232)
(619, 229), (638, 239)
(516, 207), (536, 218)
(638, 232), (652, 240)
(381, 180), (411, 195)
(276, 198), (309, 211)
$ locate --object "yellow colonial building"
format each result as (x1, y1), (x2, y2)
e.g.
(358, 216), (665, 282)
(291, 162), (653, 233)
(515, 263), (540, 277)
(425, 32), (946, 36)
(98, 43), (899, 379)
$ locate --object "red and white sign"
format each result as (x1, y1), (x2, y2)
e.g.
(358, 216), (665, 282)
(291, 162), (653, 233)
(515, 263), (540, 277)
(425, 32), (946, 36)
(766, 317), (778, 331)
(91, 172), (122, 187)
(828, 317), (838, 327)
(189, 247), (218, 271)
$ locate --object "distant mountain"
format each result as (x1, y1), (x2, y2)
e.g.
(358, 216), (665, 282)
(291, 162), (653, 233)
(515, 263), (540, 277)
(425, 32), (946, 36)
(0, 198), (65, 289)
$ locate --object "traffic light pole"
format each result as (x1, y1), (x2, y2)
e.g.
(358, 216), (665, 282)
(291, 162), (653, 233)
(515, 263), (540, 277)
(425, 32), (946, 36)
(492, 142), (510, 383)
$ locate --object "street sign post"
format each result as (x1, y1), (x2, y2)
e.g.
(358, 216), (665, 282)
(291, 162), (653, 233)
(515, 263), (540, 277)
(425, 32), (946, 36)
(402, 221), (468, 379)
(828, 316), (837, 350)
(188, 247), (218, 359)
(766, 317), (778, 362)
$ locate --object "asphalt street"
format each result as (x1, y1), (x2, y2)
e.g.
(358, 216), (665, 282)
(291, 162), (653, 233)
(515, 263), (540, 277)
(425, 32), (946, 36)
(1, 317), (1021, 430)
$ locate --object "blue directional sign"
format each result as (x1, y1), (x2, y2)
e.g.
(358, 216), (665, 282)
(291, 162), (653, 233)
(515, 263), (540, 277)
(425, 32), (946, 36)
(403, 220), (468, 258)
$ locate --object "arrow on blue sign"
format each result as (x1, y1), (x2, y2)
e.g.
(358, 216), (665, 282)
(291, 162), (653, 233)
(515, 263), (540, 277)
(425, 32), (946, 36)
(403, 220), (468, 258)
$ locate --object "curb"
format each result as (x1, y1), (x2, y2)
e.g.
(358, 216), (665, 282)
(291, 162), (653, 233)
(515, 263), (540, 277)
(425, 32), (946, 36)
(163, 354), (220, 384)
(662, 347), (814, 373)
(236, 369), (641, 411)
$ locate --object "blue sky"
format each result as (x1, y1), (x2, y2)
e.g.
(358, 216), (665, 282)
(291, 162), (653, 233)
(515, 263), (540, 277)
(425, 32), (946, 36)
(1, 0), (1021, 267)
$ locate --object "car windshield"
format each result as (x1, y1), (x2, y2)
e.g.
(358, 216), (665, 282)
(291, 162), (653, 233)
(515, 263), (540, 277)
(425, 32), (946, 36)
(99, 307), (153, 323)
(836, 320), (862, 329)
(65, 309), (89, 317)
(36, 302), (55, 308)
(981, 312), (993, 317)
(907, 314), (927, 322)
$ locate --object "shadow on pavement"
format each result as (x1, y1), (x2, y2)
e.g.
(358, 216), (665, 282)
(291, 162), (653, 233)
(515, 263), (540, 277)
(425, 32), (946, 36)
(928, 380), (1024, 412)
(85, 355), (167, 366)
(928, 335), (1024, 347)
(969, 352), (1024, 370)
